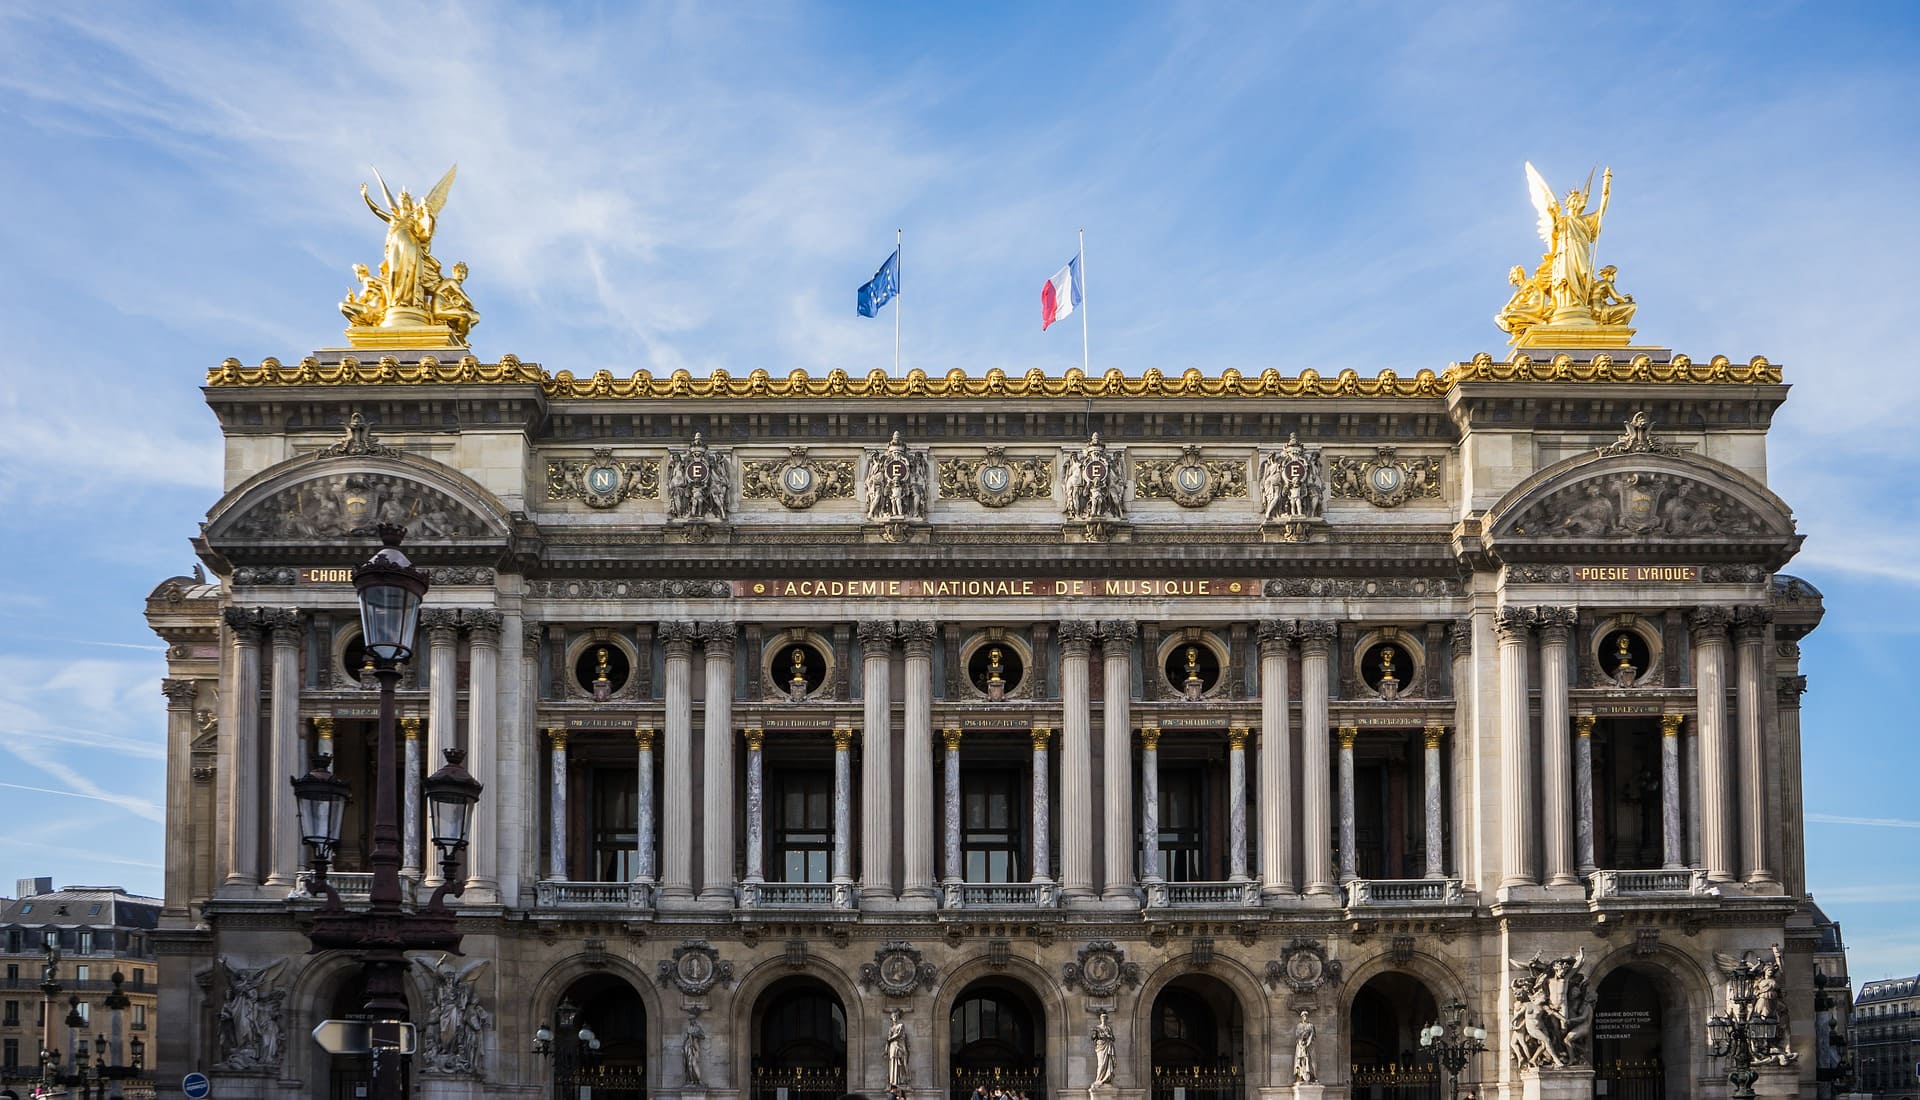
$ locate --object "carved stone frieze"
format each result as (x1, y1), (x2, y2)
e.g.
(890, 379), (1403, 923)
(527, 578), (730, 599)
(427, 566), (495, 585)
(547, 448), (660, 508)
(1061, 434), (1127, 523)
(1266, 939), (1343, 993)
(1263, 577), (1462, 598)
(1135, 445), (1247, 507)
(1598, 411), (1683, 457)
(1511, 472), (1762, 539)
(742, 447), (855, 509)
(223, 474), (490, 540)
(1327, 446), (1441, 508)
(666, 434), (733, 522)
(862, 432), (930, 523)
(860, 941), (938, 997)
(656, 940), (733, 996)
(938, 447), (1052, 507)
(1062, 940), (1141, 996)
(231, 567), (300, 586)
(1258, 435), (1328, 521)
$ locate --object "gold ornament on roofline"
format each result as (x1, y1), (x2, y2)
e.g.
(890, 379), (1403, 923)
(338, 164), (479, 349)
(1496, 162), (1638, 349)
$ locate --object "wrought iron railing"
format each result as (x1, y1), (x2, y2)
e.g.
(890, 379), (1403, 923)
(1149, 1064), (1243, 1100)
(534, 880), (654, 909)
(1144, 880), (1260, 907)
(952, 1063), (1047, 1100)
(1597, 1058), (1663, 1100)
(1349, 1062), (1439, 1099)
(750, 1065), (846, 1100)
(558, 1066), (646, 1100)
(945, 882), (1060, 908)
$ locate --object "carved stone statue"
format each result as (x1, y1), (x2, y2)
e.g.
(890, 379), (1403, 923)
(666, 433), (732, 523)
(217, 958), (286, 1070)
(1090, 1011), (1116, 1087)
(345, 165), (475, 346)
(1062, 434), (1126, 523)
(1715, 945), (1800, 1066)
(1292, 1010), (1317, 1083)
(864, 431), (929, 523)
(885, 1007), (911, 1087)
(1259, 434), (1326, 521)
(413, 954), (491, 1075)
(1499, 162), (1632, 346)
(683, 1010), (708, 1085)
(1507, 947), (1590, 1068)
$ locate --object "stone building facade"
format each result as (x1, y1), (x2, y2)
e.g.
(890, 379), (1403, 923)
(1853, 972), (1918, 1098)
(149, 346), (1827, 1100)
(0, 883), (160, 1087)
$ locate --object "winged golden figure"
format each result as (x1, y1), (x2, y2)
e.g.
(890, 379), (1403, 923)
(1497, 162), (1634, 346)
(341, 164), (476, 347)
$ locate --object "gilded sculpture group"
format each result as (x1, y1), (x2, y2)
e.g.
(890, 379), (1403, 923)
(1495, 163), (1638, 346)
(339, 165), (480, 343)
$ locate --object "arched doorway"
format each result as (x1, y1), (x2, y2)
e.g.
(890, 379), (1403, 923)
(1594, 966), (1675, 1100)
(1349, 973), (1440, 1100)
(950, 979), (1046, 1100)
(323, 972), (411, 1100)
(1149, 976), (1245, 1100)
(751, 977), (847, 1100)
(552, 974), (648, 1100)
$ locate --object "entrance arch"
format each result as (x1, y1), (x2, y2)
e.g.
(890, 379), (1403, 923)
(751, 977), (848, 1100)
(950, 978), (1047, 1100)
(1594, 964), (1683, 1100)
(1148, 975), (1245, 1100)
(321, 971), (413, 1100)
(1348, 973), (1440, 1099)
(552, 973), (648, 1100)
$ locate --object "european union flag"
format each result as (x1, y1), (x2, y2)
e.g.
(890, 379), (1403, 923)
(857, 247), (900, 317)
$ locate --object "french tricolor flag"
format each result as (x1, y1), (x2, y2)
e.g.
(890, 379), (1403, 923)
(1041, 254), (1082, 330)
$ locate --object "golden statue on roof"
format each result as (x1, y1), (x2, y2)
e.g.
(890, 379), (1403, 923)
(338, 164), (479, 349)
(1496, 162), (1637, 348)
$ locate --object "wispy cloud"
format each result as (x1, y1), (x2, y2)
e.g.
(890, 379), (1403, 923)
(1807, 813), (1920, 830)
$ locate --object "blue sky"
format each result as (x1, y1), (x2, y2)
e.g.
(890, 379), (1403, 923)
(1, 2), (1916, 977)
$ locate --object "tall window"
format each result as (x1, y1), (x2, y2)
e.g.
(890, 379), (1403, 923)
(132, 1003), (147, 1030)
(76, 965), (89, 983)
(77, 930), (92, 954)
(1157, 766), (1206, 881)
(4, 930), (18, 952)
(772, 770), (832, 883)
(3, 1000), (17, 1026)
(132, 968), (144, 988)
(590, 768), (639, 882)
(961, 768), (1024, 882)
(3, 1038), (17, 1069)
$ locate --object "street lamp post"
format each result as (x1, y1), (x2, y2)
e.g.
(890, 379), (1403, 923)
(291, 525), (483, 1100)
(1708, 958), (1779, 1100)
(1419, 1001), (1489, 1100)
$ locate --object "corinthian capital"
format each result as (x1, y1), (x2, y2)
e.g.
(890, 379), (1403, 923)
(419, 608), (461, 640)
(658, 621), (698, 654)
(856, 619), (896, 648)
(897, 620), (937, 656)
(1494, 606), (1535, 643)
(162, 679), (198, 707)
(221, 606), (260, 634)
(1296, 619), (1338, 653)
(1536, 605), (1578, 638)
(1688, 606), (1734, 641)
(697, 621), (737, 657)
(462, 608), (503, 644)
(1057, 620), (1098, 654)
(262, 608), (306, 647)
(1733, 606), (1773, 642)
(1448, 619), (1474, 658)
(1097, 619), (1138, 646)
(1256, 619), (1297, 656)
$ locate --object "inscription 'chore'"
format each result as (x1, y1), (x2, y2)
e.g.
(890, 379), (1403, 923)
(739, 578), (1257, 599)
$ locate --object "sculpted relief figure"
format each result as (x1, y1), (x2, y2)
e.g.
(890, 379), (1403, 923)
(864, 431), (929, 523)
(1507, 947), (1591, 1069)
(1062, 433), (1126, 523)
(683, 1010), (708, 1085)
(414, 954), (491, 1074)
(1259, 434), (1327, 521)
(885, 1007), (911, 1087)
(1090, 1011), (1117, 1087)
(666, 433), (732, 522)
(1292, 1011), (1317, 1083)
(217, 958), (286, 1070)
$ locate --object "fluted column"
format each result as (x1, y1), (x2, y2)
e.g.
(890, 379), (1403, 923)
(511, 623), (541, 903)
(1029, 727), (1052, 883)
(635, 726), (657, 882)
(220, 608), (262, 892)
(699, 623), (737, 905)
(1424, 724), (1446, 879)
(858, 620), (895, 902)
(401, 716), (423, 879)
(264, 610), (304, 891)
(1138, 726), (1162, 883)
(1299, 620), (1337, 896)
(1099, 619), (1137, 902)
(1059, 621), (1097, 901)
(1448, 620), (1473, 888)
(1538, 607), (1578, 887)
(742, 727), (764, 885)
(832, 726), (855, 888)
(1228, 726), (1250, 881)
(1692, 608), (1737, 882)
(1256, 621), (1296, 897)
(1659, 714), (1685, 869)
(1736, 609), (1775, 885)
(1496, 607), (1537, 890)
(1337, 726), (1358, 883)
(546, 728), (569, 880)
(1574, 716), (1597, 875)
(900, 621), (937, 902)
(942, 729), (964, 885)
(162, 680), (198, 915)
(421, 609), (460, 889)
(464, 612), (501, 896)
(659, 622), (696, 900)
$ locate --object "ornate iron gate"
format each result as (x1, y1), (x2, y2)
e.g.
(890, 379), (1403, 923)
(1597, 1058), (1663, 1100)
(751, 1065), (846, 1100)
(1149, 1065), (1244, 1100)
(951, 1063), (1046, 1100)
(1348, 1062), (1440, 1100)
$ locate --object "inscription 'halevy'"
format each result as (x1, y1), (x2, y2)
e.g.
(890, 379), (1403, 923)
(737, 578), (1260, 599)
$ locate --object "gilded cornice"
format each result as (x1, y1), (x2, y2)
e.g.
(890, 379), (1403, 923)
(206, 353), (1781, 397)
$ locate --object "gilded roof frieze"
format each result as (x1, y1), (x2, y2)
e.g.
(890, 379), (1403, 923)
(205, 352), (1779, 396)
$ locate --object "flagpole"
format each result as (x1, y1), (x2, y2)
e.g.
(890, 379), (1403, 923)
(894, 228), (902, 379)
(1078, 227), (1089, 374)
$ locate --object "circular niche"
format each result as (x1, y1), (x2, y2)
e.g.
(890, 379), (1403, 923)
(773, 640), (830, 698)
(1163, 639), (1223, 698)
(1360, 641), (1416, 698)
(574, 643), (632, 697)
(1598, 627), (1654, 687)
(341, 633), (372, 683)
(967, 642), (1025, 697)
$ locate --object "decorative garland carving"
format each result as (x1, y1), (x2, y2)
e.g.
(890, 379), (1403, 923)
(1135, 446), (1247, 507)
(315, 411), (402, 458)
(1061, 940), (1141, 996)
(547, 449), (659, 507)
(526, 579), (730, 599)
(656, 940), (733, 996)
(1263, 577), (1462, 598)
(1266, 939), (1343, 993)
(859, 941), (938, 997)
(938, 447), (1052, 507)
(741, 448), (855, 509)
(1328, 447), (1442, 508)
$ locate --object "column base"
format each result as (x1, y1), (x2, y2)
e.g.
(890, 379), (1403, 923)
(1753, 1063), (1802, 1098)
(215, 878), (261, 900)
(1288, 1084), (1332, 1100)
(1519, 1065), (1594, 1100)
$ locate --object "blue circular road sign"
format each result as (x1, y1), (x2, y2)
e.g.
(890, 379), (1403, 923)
(183, 1072), (213, 1098)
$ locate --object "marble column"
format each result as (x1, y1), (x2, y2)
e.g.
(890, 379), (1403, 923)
(1692, 608), (1737, 883)
(264, 610), (304, 891)
(1256, 621), (1295, 897)
(1058, 621), (1098, 902)
(635, 726), (657, 883)
(161, 680), (198, 915)
(900, 621), (937, 902)
(401, 717), (424, 879)
(742, 727), (764, 886)
(1299, 620), (1337, 896)
(1496, 607), (1537, 891)
(1424, 724), (1446, 880)
(1336, 726), (1358, 884)
(464, 611), (501, 897)
(942, 729), (963, 886)
(220, 608), (262, 892)
(1538, 607), (1579, 888)
(832, 726), (855, 890)
(1029, 727), (1052, 883)
(659, 622), (696, 900)
(545, 728), (569, 880)
(1138, 726), (1162, 883)
(421, 609), (460, 890)
(858, 620), (895, 902)
(1574, 716), (1597, 875)
(511, 622), (541, 905)
(1448, 620), (1473, 891)
(1660, 714), (1685, 869)
(1685, 717), (1703, 869)
(1735, 609), (1776, 885)
(1776, 670), (1809, 894)
(699, 623), (737, 905)
(1099, 620), (1138, 901)
(1228, 726), (1250, 881)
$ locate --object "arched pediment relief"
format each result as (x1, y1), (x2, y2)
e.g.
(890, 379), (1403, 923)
(1486, 451), (1796, 549)
(205, 454), (511, 545)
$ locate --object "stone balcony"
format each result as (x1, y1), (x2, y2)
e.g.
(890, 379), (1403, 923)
(738, 881), (857, 910)
(942, 881), (1060, 909)
(1343, 877), (1470, 908)
(1144, 879), (1262, 909)
(533, 880), (654, 910)
(1589, 868), (1716, 899)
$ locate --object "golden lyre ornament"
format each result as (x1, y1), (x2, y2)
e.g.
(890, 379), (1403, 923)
(1496, 162), (1637, 348)
(340, 164), (478, 349)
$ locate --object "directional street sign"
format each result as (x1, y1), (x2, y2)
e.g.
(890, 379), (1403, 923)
(312, 1018), (416, 1055)
(182, 1071), (213, 1098)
